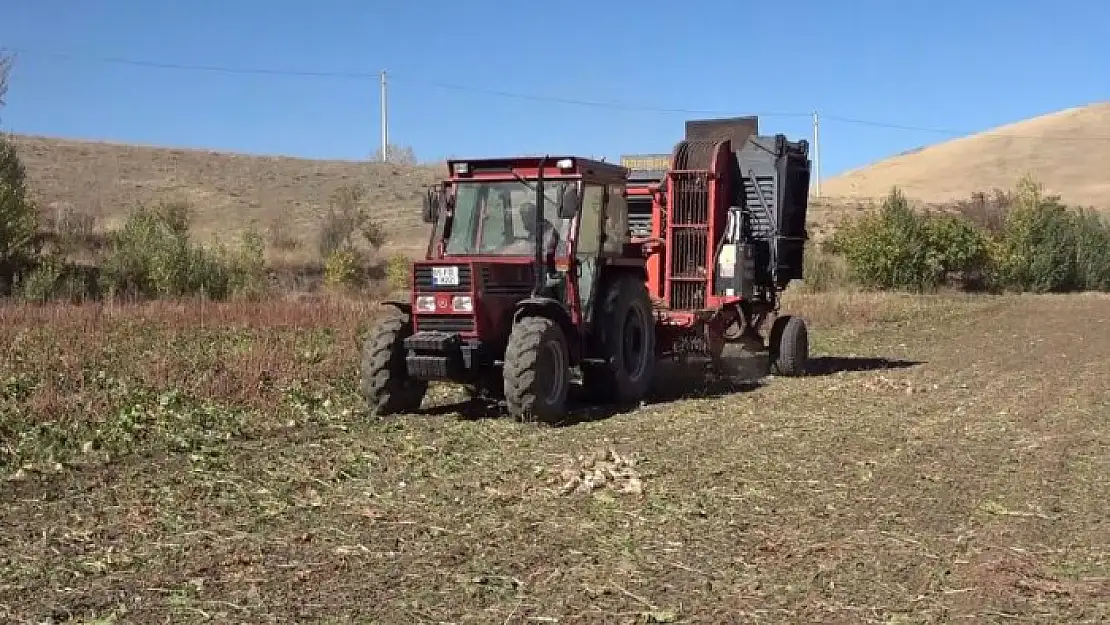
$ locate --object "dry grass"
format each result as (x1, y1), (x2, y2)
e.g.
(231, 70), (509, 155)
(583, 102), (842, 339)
(821, 101), (1110, 211)
(11, 134), (443, 260)
(8, 133), (896, 269)
(1, 290), (1107, 623)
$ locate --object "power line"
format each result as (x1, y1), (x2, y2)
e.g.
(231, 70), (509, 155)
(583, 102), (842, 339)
(388, 75), (811, 117)
(5, 45), (1110, 140)
(1, 45), (809, 117)
(2, 46), (376, 79)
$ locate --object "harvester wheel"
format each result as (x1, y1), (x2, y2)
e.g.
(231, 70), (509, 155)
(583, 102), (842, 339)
(769, 315), (808, 376)
(503, 316), (570, 424)
(360, 311), (428, 416)
(583, 275), (657, 405)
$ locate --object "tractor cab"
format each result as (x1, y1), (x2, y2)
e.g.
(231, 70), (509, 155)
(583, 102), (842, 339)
(364, 155), (656, 422)
(417, 156), (637, 333)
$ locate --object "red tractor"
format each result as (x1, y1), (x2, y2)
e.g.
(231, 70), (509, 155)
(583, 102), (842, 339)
(361, 117), (812, 423)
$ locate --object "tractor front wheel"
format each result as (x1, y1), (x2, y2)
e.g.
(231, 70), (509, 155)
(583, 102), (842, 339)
(768, 315), (809, 376)
(503, 316), (571, 424)
(360, 311), (428, 416)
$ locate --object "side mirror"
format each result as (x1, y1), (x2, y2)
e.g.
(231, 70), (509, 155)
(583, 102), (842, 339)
(557, 186), (580, 220)
(422, 188), (440, 224)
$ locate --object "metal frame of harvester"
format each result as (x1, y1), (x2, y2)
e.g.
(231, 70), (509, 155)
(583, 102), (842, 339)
(360, 116), (812, 423)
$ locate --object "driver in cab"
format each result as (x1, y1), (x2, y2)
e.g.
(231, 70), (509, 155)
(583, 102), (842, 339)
(497, 201), (560, 257)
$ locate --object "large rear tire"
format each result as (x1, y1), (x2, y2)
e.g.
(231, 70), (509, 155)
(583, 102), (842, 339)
(768, 314), (808, 376)
(503, 316), (571, 424)
(360, 311), (428, 416)
(582, 275), (657, 405)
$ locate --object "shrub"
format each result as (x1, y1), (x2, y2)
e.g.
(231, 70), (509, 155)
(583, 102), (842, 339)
(827, 177), (1110, 294)
(948, 188), (1012, 236)
(924, 213), (994, 287)
(218, 228), (268, 299)
(992, 177), (1086, 293)
(0, 134), (40, 294)
(18, 254), (88, 303)
(1071, 209), (1110, 291)
(266, 208), (299, 252)
(317, 182), (388, 259)
(799, 248), (850, 293)
(323, 248), (360, 291)
(99, 202), (267, 301)
(831, 187), (993, 292)
(830, 188), (941, 291)
(385, 253), (411, 292)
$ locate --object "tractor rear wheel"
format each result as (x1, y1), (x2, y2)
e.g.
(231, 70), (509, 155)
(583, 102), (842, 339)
(503, 316), (571, 424)
(583, 275), (657, 405)
(360, 310), (428, 416)
(769, 315), (808, 376)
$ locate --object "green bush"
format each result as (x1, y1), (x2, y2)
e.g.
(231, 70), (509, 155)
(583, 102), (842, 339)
(924, 213), (994, 287)
(830, 188), (953, 291)
(17, 253), (100, 303)
(0, 134), (40, 294)
(222, 229), (268, 299)
(991, 177), (1110, 293)
(828, 179), (1110, 294)
(323, 248), (360, 292)
(99, 202), (266, 301)
(385, 253), (412, 292)
(1072, 209), (1110, 291)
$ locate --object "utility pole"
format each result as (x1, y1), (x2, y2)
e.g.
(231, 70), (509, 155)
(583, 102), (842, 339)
(379, 70), (389, 162)
(812, 110), (821, 197)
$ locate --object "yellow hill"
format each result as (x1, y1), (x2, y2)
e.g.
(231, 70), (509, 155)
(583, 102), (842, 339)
(9, 134), (443, 258)
(821, 102), (1110, 210)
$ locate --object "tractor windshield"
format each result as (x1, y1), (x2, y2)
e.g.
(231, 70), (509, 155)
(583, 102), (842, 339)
(443, 179), (574, 257)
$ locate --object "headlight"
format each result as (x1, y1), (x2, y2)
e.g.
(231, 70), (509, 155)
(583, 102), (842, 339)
(451, 295), (473, 312)
(415, 295), (436, 312)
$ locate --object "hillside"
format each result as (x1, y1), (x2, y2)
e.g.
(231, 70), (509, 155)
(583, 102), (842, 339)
(821, 101), (1110, 209)
(13, 100), (1110, 266)
(10, 134), (443, 257)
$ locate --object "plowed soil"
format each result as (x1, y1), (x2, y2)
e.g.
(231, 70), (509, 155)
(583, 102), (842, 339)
(1, 292), (1107, 624)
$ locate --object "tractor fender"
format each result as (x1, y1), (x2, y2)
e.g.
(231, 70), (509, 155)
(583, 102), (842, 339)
(511, 297), (580, 363)
(379, 299), (412, 319)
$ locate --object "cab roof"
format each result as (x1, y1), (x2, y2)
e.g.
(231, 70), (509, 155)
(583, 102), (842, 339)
(445, 156), (629, 180)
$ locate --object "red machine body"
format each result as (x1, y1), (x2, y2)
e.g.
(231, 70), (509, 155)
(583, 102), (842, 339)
(622, 116), (812, 363)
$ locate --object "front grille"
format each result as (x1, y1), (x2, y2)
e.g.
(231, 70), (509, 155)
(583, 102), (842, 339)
(479, 265), (533, 297)
(414, 264), (473, 292)
(414, 314), (475, 334)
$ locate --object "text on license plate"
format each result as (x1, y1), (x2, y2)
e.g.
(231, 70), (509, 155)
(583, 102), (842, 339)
(431, 266), (459, 286)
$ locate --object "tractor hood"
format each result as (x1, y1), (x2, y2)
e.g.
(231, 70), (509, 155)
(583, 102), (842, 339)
(412, 259), (534, 296)
(410, 259), (536, 338)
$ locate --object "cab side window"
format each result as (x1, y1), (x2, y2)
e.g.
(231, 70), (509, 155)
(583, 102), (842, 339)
(577, 184), (605, 256)
(603, 183), (630, 253)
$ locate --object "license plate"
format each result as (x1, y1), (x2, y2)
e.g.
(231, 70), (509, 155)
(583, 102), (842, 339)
(431, 266), (459, 286)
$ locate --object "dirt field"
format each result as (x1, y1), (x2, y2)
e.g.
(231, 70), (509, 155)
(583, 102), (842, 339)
(1, 291), (1107, 624)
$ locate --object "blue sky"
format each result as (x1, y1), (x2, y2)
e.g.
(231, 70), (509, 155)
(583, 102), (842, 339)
(1, 0), (1107, 177)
